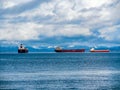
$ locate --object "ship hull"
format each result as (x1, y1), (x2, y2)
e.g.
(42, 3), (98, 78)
(90, 50), (109, 52)
(18, 49), (28, 53)
(55, 49), (85, 52)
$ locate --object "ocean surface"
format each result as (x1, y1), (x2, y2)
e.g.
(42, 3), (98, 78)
(0, 53), (120, 90)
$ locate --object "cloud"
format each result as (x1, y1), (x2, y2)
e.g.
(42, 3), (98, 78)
(80, 0), (113, 9)
(18, 1), (54, 18)
(0, 22), (91, 40)
(99, 25), (120, 41)
(110, 2), (120, 22)
(1, 0), (119, 26)
(56, 25), (91, 36)
(1, 0), (33, 9)
(0, 0), (120, 47)
(0, 23), (41, 40)
(17, 0), (116, 23)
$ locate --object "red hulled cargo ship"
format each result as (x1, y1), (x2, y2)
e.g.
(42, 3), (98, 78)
(90, 48), (110, 52)
(55, 47), (85, 52)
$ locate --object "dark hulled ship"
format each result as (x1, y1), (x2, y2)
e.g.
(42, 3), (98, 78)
(18, 44), (28, 53)
(55, 47), (85, 52)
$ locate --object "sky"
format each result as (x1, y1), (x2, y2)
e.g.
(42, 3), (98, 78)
(0, 0), (120, 50)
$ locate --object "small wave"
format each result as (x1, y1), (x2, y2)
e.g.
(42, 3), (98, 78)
(0, 70), (120, 81)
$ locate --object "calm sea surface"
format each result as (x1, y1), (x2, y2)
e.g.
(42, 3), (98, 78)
(0, 53), (120, 90)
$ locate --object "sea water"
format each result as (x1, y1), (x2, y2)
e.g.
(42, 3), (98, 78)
(0, 53), (120, 90)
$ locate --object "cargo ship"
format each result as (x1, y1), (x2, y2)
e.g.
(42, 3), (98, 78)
(18, 44), (28, 53)
(55, 47), (85, 52)
(90, 48), (110, 52)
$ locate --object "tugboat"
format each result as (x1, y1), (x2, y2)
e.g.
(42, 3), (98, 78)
(18, 44), (28, 53)
(90, 48), (110, 52)
(55, 47), (85, 52)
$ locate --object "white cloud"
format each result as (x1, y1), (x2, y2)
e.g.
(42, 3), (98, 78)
(18, 0), (79, 21)
(99, 25), (120, 41)
(0, 22), (91, 41)
(0, 23), (41, 40)
(0, 0), (120, 45)
(39, 25), (91, 37)
(17, 0), (118, 25)
(1, 0), (33, 9)
(56, 25), (91, 36)
(53, 0), (78, 21)
(110, 2), (120, 21)
(19, 1), (55, 18)
(80, 0), (113, 9)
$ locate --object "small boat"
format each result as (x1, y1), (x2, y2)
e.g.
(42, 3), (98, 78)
(90, 48), (110, 52)
(18, 44), (28, 53)
(55, 47), (85, 52)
